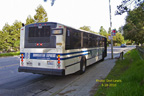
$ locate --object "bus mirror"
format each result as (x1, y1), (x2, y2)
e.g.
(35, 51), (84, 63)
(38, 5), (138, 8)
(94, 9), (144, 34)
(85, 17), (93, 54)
(22, 23), (25, 27)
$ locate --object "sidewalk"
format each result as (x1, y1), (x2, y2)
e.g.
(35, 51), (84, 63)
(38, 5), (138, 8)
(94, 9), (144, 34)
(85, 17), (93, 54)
(54, 59), (117, 96)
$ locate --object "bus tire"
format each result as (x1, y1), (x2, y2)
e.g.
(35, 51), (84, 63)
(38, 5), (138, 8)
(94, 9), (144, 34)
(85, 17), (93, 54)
(101, 52), (104, 61)
(79, 56), (86, 74)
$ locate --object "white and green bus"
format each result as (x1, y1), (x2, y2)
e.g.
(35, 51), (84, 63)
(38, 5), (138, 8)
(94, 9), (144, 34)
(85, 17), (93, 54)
(18, 22), (107, 75)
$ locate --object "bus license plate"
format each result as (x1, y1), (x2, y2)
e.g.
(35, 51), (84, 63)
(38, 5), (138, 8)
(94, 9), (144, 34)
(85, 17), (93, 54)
(47, 61), (54, 65)
(27, 61), (32, 66)
(27, 63), (32, 66)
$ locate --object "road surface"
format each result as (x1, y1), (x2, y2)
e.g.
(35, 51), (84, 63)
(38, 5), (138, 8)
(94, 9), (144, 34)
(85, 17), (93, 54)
(0, 45), (135, 96)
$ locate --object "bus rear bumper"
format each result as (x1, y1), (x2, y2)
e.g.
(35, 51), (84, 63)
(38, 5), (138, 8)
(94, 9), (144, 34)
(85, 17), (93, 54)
(18, 66), (65, 76)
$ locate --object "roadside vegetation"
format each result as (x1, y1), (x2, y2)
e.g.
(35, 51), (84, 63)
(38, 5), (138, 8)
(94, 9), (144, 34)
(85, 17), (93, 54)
(0, 1), (143, 56)
(94, 49), (144, 96)
(116, 0), (144, 46)
(0, 51), (20, 57)
(0, 5), (48, 54)
(0, 4), (126, 57)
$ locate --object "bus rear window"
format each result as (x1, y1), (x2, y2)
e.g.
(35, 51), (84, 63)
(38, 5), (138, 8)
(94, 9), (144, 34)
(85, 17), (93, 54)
(29, 26), (51, 37)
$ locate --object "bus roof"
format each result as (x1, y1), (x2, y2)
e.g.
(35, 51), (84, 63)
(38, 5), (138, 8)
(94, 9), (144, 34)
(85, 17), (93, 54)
(25, 22), (106, 38)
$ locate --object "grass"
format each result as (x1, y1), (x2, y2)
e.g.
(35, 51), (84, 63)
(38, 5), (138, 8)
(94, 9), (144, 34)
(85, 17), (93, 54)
(94, 49), (144, 96)
(0, 51), (20, 57)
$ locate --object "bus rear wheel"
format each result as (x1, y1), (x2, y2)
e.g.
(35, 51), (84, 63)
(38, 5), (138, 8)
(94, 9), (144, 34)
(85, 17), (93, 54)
(79, 57), (86, 74)
(101, 51), (104, 61)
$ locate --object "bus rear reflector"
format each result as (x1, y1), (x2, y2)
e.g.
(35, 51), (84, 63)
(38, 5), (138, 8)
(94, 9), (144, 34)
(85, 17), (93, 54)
(56, 43), (62, 45)
(58, 55), (60, 57)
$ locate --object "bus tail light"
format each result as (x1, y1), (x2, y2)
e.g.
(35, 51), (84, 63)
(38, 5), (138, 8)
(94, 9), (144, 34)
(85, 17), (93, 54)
(40, 43), (43, 46)
(36, 43), (39, 46)
(21, 54), (24, 66)
(57, 55), (61, 68)
(58, 58), (60, 60)
(58, 61), (60, 64)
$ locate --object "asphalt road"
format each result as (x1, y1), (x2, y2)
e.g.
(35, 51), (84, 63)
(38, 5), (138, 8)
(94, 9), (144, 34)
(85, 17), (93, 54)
(0, 45), (135, 96)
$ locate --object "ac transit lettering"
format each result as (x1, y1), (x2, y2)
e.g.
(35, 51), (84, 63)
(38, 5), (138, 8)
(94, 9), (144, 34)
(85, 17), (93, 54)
(33, 54), (45, 57)
(46, 54), (56, 57)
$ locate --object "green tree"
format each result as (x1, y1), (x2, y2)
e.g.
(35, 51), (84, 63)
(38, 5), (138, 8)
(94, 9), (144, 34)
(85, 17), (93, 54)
(116, 33), (125, 44)
(12, 20), (22, 51)
(34, 5), (48, 23)
(118, 26), (123, 34)
(80, 26), (91, 31)
(2, 23), (13, 52)
(26, 15), (35, 25)
(80, 26), (97, 34)
(116, 0), (143, 15)
(108, 27), (111, 34)
(1, 21), (22, 52)
(99, 26), (107, 36)
(123, 3), (144, 45)
(0, 31), (9, 51)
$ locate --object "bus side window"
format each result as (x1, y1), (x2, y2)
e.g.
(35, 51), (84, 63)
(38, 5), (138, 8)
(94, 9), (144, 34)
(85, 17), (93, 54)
(66, 29), (70, 49)
(67, 30), (70, 36)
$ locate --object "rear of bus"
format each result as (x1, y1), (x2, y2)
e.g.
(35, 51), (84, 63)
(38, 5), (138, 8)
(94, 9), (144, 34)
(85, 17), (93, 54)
(18, 22), (65, 75)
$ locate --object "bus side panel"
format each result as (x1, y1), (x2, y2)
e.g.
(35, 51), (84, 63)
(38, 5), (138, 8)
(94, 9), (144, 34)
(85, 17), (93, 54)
(20, 27), (25, 67)
(64, 54), (81, 75)
(20, 27), (25, 50)
(86, 48), (103, 66)
(65, 62), (80, 75)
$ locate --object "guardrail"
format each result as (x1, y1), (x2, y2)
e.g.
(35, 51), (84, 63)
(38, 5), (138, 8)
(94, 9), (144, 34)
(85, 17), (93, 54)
(119, 51), (124, 60)
(136, 46), (144, 59)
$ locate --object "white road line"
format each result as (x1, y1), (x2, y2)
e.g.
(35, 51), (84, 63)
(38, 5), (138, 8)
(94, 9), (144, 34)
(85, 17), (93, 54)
(0, 64), (19, 69)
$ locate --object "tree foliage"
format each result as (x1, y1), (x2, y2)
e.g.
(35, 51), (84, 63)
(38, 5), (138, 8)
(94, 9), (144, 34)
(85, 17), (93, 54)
(99, 26), (107, 36)
(0, 21), (22, 52)
(108, 27), (111, 34)
(26, 15), (35, 25)
(123, 2), (144, 45)
(118, 26), (123, 34)
(98, 26), (125, 46)
(0, 5), (48, 52)
(80, 26), (91, 31)
(116, 0), (144, 15)
(34, 5), (48, 23)
(80, 26), (98, 34)
(116, 33), (125, 44)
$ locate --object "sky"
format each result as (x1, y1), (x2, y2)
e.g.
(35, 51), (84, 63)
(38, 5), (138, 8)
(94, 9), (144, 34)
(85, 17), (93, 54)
(0, 0), (127, 32)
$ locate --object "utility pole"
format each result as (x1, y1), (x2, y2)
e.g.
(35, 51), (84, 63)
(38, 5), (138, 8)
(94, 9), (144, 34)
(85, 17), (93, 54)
(109, 0), (113, 59)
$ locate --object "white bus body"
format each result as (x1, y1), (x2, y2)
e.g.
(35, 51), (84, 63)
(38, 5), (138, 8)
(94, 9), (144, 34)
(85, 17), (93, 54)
(18, 22), (107, 75)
